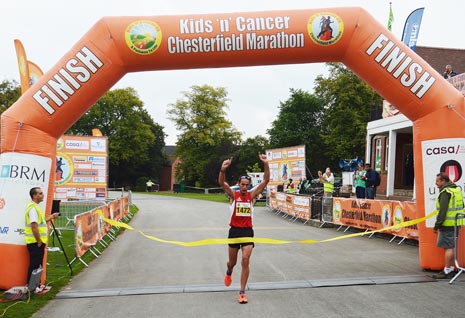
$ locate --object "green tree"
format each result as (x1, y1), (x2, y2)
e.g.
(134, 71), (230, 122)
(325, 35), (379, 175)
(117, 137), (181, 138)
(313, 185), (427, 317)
(67, 87), (166, 188)
(0, 79), (21, 114)
(167, 85), (241, 187)
(314, 63), (382, 166)
(231, 136), (269, 178)
(267, 88), (326, 178)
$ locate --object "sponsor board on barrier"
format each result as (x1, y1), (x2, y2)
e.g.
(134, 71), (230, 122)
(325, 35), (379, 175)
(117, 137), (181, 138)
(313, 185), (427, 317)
(392, 201), (419, 239)
(332, 198), (391, 231)
(74, 198), (129, 258)
(292, 195), (310, 220)
(331, 197), (419, 239)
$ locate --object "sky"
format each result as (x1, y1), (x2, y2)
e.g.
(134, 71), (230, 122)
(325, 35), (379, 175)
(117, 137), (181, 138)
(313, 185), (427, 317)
(1, 0), (464, 145)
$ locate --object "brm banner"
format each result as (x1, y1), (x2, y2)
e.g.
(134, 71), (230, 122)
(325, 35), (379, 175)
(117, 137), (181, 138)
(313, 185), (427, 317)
(421, 138), (465, 228)
(0, 153), (51, 245)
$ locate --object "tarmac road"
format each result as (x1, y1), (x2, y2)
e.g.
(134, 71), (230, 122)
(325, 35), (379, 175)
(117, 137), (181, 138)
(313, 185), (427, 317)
(34, 193), (465, 318)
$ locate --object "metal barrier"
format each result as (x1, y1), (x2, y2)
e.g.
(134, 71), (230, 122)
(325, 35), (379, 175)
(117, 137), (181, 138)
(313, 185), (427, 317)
(311, 195), (323, 220)
(321, 194), (334, 226)
(449, 212), (465, 284)
(53, 200), (108, 230)
(53, 186), (132, 231)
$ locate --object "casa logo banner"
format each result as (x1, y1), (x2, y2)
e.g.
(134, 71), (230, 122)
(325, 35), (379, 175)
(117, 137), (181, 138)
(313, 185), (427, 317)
(422, 138), (465, 227)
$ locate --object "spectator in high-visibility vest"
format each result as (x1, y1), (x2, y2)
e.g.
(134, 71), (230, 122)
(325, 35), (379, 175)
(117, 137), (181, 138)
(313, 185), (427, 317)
(432, 172), (464, 279)
(24, 187), (59, 286)
(287, 179), (296, 194)
(318, 167), (334, 197)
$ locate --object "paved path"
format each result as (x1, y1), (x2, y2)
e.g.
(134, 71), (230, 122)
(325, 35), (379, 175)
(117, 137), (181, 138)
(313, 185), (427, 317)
(34, 193), (465, 318)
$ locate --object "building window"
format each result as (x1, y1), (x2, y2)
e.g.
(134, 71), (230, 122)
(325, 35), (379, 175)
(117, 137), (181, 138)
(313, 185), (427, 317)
(375, 138), (382, 171)
(384, 137), (389, 171)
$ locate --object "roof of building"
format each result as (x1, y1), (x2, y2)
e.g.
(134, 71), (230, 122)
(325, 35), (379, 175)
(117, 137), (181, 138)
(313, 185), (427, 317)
(163, 145), (176, 156)
(416, 46), (465, 75)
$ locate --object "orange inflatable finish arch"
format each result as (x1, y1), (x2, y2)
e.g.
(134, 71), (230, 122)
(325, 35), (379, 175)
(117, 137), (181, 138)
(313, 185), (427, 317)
(1, 7), (464, 288)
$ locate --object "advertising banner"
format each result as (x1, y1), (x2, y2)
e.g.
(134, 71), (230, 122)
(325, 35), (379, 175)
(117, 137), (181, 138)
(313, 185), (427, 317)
(447, 73), (465, 96)
(332, 198), (392, 231)
(74, 197), (129, 258)
(401, 7), (424, 52)
(269, 191), (278, 210)
(291, 195), (310, 221)
(391, 201), (419, 239)
(266, 145), (306, 188)
(74, 209), (101, 258)
(421, 138), (465, 228)
(54, 135), (108, 201)
(13, 39), (30, 94)
(0, 152), (51, 245)
(275, 192), (287, 214)
(109, 199), (122, 221)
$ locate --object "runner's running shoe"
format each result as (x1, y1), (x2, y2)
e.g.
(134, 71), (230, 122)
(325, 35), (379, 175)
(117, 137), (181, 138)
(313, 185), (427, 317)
(238, 293), (248, 304)
(224, 274), (232, 287)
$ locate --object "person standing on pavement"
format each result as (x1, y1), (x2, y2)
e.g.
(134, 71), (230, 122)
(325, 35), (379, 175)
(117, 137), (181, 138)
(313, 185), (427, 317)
(364, 163), (376, 199)
(146, 179), (154, 192)
(218, 153), (270, 304)
(353, 164), (366, 199)
(432, 172), (464, 279)
(24, 187), (59, 289)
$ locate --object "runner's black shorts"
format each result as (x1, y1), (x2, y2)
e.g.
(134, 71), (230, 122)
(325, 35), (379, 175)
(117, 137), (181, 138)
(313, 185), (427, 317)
(228, 227), (254, 249)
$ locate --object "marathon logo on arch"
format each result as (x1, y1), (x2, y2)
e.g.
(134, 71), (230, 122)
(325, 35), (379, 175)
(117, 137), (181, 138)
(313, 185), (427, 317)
(65, 140), (89, 150)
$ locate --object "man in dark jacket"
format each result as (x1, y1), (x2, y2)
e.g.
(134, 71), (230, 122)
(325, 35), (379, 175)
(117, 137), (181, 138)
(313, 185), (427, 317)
(432, 172), (464, 279)
(363, 163), (375, 199)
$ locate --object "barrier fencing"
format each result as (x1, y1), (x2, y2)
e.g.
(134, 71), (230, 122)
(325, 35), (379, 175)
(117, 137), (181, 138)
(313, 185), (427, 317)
(267, 190), (419, 244)
(450, 212), (465, 284)
(50, 190), (132, 268)
(175, 185), (224, 194)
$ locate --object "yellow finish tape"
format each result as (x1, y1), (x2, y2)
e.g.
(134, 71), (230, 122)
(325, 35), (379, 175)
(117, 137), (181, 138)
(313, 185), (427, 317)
(96, 210), (438, 247)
